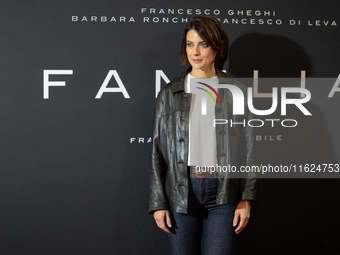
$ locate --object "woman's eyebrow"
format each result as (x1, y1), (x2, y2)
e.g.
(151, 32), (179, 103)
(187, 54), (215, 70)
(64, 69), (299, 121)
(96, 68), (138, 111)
(186, 40), (205, 43)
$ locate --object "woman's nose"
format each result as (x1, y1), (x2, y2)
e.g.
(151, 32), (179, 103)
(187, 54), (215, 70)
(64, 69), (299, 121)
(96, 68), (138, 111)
(193, 46), (200, 55)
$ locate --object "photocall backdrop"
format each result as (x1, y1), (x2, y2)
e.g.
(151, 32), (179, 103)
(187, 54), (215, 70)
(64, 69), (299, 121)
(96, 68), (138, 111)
(1, 0), (340, 254)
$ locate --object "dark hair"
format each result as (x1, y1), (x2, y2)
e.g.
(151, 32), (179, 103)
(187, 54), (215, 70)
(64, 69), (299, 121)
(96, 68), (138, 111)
(180, 16), (229, 70)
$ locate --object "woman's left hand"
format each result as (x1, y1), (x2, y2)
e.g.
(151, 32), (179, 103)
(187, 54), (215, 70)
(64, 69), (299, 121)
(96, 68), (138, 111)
(233, 200), (251, 234)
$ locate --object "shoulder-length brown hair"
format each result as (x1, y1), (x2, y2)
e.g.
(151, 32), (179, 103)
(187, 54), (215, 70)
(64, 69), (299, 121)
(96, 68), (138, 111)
(180, 16), (229, 70)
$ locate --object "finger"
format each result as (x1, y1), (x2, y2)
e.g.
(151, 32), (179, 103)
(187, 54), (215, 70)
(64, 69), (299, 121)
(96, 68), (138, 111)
(166, 212), (172, 228)
(233, 211), (240, 227)
(156, 219), (170, 233)
(236, 218), (244, 234)
(235, 215), (249, 234)
(235, 225), (243, 234)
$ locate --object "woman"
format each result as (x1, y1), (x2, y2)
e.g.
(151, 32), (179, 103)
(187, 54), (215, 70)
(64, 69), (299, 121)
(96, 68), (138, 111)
(149, 16), (257, 255)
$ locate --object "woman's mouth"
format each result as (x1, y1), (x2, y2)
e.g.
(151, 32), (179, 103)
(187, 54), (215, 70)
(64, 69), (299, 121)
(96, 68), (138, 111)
(192, 59), (202, 63)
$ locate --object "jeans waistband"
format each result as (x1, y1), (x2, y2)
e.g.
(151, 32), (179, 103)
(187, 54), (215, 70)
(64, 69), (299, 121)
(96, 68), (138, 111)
(188, 166), (219, 179)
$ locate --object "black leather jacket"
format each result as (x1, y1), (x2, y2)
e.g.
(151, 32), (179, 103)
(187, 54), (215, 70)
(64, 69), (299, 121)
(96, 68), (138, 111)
(149, 68), (257, 214)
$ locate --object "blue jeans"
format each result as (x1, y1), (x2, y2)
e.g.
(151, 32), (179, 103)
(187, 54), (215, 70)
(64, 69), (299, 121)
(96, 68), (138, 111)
(168, 178), (238, 255)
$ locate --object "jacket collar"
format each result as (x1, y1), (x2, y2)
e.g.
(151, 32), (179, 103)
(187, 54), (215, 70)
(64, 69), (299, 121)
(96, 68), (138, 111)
(171, 67), (234, 93)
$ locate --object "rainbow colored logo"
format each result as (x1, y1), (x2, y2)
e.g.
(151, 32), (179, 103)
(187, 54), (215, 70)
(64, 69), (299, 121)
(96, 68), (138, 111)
(196, 82), (223, 106)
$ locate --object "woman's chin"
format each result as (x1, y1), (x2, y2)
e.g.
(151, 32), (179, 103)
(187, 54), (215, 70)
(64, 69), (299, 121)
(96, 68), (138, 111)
(191, 65), (205, 72)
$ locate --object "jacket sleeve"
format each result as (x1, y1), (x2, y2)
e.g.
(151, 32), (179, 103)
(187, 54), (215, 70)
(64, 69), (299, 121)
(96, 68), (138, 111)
(239, 88), (258, 202)
(149, 91), (169, 213)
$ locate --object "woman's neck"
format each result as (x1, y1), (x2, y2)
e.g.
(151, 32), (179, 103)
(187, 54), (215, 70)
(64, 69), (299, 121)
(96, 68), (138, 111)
(190, 66), (217, 78)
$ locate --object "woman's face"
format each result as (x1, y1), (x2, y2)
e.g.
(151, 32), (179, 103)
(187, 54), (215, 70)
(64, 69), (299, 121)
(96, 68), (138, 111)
(186, 29), (217, 76)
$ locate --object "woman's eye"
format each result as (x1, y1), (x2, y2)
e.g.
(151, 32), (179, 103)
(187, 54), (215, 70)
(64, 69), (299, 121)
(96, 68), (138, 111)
(201, 43), (208, 48)
(186, 43), (193, 47)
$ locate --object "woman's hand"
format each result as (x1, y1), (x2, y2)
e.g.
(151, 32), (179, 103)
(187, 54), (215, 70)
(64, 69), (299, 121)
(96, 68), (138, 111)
(153, 209), (172, 233)
(233, 200), (251, 234)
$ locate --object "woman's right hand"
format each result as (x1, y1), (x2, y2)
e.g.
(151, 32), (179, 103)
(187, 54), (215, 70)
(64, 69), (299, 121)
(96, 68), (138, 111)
(153, 209), (172, 233)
